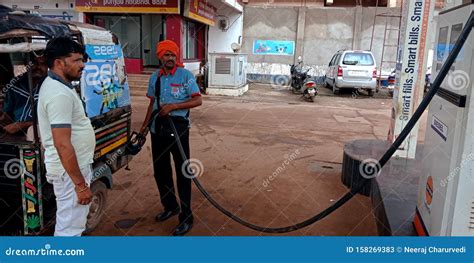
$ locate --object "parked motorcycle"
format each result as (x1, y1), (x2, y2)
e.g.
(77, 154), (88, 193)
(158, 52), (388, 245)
(290, 57), (307, 92)
(290, 57), (318, 102)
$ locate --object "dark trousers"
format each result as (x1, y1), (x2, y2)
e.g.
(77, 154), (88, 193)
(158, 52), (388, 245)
(151, 129), (193, 224)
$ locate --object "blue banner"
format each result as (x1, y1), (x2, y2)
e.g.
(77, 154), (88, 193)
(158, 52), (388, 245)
(82, 61), (130, 118)
(436, 44), (464, 61)
(253, 40), (295, 56)
(85, 44), (123, 60)
(0, 237), (473, 262)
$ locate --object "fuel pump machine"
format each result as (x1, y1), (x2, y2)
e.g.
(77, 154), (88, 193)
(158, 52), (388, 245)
(414, 3), (474, 236)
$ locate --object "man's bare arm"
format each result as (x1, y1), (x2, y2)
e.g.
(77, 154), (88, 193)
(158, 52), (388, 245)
(159, 96), (202, 116)
(3, 121), (33, 134)
(51, 127), (84, 185)
(51, 127), (92, 205)
(140, 97), (155, 133)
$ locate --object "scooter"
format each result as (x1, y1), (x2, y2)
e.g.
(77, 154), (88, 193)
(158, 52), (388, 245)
(302, 78), (318, 102)
(387, 69), (396, 97)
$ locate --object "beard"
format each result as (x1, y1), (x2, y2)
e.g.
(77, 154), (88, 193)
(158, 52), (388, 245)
(64, 70), (82, 82)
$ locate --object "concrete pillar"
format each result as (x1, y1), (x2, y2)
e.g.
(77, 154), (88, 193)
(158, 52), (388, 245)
(78, 12), (85, 23)
(387, 0), (435, 159)
(294, 6), (306, 64)
(352, 6), (363, 50)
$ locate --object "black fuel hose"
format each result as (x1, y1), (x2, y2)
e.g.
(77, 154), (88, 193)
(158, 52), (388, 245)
(167, 13), (473, 234)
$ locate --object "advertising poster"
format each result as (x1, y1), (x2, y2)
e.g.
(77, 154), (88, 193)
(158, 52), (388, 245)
(82, 61), (130, 118)
(253, 40), (295, 56)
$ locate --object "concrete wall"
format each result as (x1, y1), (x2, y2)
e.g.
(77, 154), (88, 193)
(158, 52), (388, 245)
(208, 6), (244, 53)
(244, 0), (404, 7)
(241, 6), (299, 83)
(243, 5), (404, 82)
(360, 7), (401, 72)
(242, 6), (298, 65)
(302, 7), (359, 76)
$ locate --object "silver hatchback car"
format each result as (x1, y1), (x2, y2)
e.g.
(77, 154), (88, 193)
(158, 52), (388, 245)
(324, 50), (377, 96)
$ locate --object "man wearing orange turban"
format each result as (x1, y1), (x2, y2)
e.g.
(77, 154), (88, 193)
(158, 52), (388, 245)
(141, 39), (202, 236)
(156, 40), (184, 68)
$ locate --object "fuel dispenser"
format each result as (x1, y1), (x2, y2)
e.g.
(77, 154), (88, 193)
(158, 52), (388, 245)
(414, 3), (474, 236)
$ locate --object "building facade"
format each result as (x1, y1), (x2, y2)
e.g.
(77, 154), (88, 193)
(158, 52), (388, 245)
(1, 0), (244, 74)
(240, 0), (448, 82)
(77, 0), (243, 73)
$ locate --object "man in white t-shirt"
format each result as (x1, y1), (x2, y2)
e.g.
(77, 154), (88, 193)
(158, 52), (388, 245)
(38, 37), (96, 236)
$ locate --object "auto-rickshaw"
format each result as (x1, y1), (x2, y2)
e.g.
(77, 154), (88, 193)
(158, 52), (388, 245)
(0, 5), (132, 235)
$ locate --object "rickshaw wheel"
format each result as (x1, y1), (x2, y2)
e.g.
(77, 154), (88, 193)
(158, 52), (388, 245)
(84, 181), (108, 234)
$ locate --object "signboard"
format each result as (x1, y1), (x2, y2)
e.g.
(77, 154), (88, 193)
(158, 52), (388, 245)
(184, 0), (217, 26)
(85, 44), (123, 60)
(387, 0), (434, 159)
(75, 0), (180, 14)
(431, 115), (448, 141)
(253, 40), (295, 56)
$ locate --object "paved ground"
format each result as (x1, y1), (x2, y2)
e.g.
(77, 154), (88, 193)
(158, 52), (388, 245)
(90, 83), (409, 236)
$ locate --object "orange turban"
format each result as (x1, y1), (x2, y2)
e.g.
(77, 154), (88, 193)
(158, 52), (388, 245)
(156, 40), (184, 67)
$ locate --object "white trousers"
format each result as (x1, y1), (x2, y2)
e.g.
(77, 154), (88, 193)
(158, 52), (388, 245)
(47, 165), (92, 236)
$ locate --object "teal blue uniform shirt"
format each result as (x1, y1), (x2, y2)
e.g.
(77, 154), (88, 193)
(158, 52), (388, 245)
(146, 66), (201, 133)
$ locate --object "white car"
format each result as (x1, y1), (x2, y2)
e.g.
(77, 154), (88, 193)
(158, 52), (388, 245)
(325, 50), (377, 96)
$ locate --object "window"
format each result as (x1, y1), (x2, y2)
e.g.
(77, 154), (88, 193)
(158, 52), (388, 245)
(448, 23), (463, 67)
(335, 54), (342, 65)
(182, 20), (206, 60)
(93, 15), (141, 59)
(329, 54), (337, 66)
(449, 24), (463, 50)
(183, 20), (197, 60)
(342, 53), (374, 66)
(436, 26), (448, 70)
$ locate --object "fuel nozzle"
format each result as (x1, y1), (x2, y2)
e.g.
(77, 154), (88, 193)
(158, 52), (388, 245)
(126, 128), (148, 156)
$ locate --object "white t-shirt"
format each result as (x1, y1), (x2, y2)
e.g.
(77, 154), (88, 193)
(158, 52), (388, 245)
(38, 74), (96, 175)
